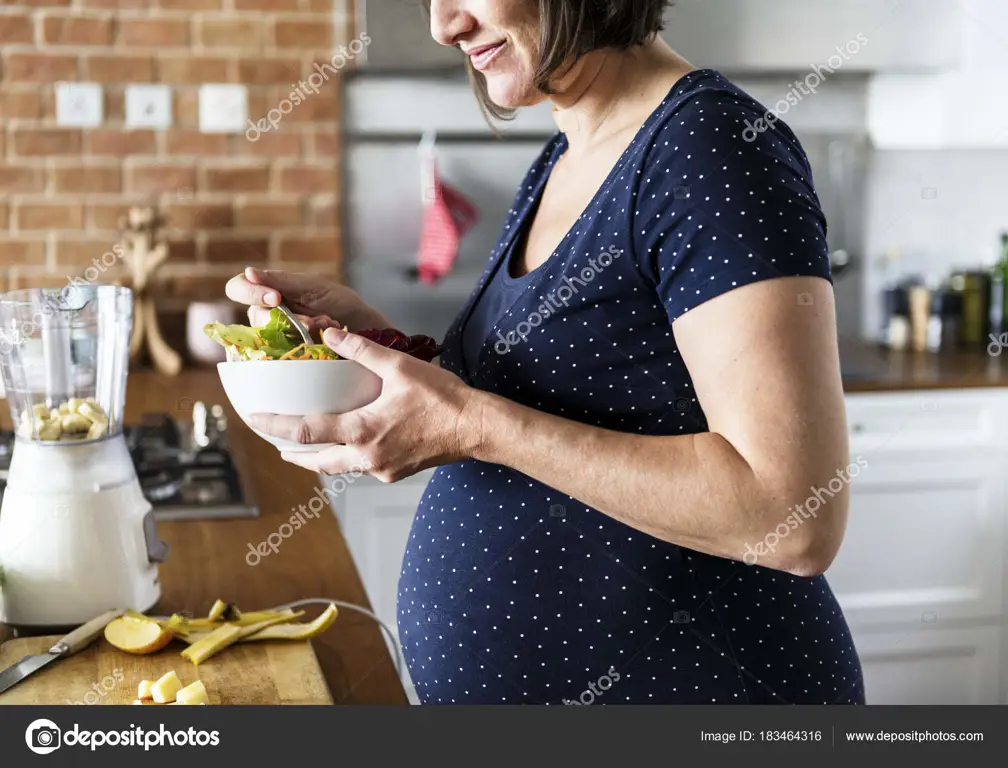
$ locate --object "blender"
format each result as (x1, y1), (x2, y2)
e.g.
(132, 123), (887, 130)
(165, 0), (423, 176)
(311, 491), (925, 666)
(0, 285), (168, 629)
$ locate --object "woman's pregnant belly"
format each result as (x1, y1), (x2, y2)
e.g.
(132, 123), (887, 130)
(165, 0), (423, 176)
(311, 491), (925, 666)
(397, 460), (864, 705)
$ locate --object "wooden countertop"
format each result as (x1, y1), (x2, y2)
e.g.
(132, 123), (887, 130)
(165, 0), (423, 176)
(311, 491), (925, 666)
(0, 370), (406, 705)
(840, 339), (1008, 393)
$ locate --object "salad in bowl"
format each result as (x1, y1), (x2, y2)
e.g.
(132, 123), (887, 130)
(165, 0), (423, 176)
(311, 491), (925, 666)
(205, 310), (441, 452)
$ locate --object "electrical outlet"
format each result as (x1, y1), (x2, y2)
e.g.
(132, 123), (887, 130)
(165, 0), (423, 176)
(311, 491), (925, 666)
(55, 82), (103, 128)
(125, 84), (172, 129)
(198, 84), (248, 134)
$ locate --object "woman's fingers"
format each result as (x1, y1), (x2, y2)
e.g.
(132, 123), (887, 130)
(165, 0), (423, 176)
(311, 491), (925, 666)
(247, 412), (352, 446)
(225, 272), (281, 308)
(245, 268), (323, 308)
(280, 445), (367, 476)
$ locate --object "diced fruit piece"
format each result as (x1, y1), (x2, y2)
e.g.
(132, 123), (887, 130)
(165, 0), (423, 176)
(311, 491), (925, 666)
(37, 420), (61, 441)
(105, 616), (174, 655)
(61, 413), (91, 433)
(244, 604), (339, 642)
(32, 404), (50, 420)
(176, 680), (210, 705)
(150, 670), (183, 703)
(207, 599), (227, 621)
(67, 397), (83, 414)
(138, 680), (154, 700)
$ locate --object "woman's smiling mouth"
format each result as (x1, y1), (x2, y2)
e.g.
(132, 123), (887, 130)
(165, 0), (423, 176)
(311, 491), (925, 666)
(465, 41), (506, 71)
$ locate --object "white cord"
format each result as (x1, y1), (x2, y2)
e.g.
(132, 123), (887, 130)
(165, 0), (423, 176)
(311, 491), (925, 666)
(267, 598), (404, 680)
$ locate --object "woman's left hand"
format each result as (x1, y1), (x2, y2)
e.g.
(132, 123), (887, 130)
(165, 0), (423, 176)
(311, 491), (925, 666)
(248, 328), (481, 482)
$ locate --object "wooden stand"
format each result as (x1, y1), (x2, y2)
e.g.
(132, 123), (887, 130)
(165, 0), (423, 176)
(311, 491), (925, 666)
(119, 206), (182, 376)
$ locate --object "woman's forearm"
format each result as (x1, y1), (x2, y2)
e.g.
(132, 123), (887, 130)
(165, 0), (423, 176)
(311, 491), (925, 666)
(462, 388), (844, 575)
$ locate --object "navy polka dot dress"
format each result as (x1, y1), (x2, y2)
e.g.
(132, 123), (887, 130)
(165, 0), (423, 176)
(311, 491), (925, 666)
(397, 70), (864, 705)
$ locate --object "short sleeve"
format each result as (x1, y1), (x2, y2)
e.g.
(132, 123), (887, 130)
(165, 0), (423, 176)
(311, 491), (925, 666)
(631, 88), (833, 323)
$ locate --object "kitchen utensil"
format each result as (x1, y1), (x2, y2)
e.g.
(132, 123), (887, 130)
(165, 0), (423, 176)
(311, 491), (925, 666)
(186, 301), (236, 365)
(0, 609), (122, 695)
(0, 285), (168, 627)
(217, 359), (382, 452)
(0, 627), (332, 704)
(909, 284), (932, 353)
(275, 302), (313, 346)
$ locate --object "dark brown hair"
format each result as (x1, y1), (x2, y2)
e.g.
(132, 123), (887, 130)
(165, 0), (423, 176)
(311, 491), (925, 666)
(421, 0), (673, 121)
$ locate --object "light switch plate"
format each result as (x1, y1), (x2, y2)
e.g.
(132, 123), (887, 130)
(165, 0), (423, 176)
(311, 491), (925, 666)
(125, 84), (172, 129)
(198, 84), (248, 134)
(55, 82), (103, 128)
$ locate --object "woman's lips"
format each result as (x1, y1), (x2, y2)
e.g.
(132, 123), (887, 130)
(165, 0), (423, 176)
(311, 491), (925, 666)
(467, 42), (505, 72)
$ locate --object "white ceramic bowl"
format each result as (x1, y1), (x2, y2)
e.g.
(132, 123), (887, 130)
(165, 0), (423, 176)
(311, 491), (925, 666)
(217, 360), (383, 452)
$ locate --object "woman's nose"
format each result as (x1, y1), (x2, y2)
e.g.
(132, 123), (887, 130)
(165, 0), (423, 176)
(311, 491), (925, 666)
(429, 0), (476, 47)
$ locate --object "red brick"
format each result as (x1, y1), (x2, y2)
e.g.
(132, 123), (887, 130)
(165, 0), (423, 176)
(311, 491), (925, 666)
(117, 18), (190, 46)
(312, 133), (339, 157)
(11, 128), (82, 156)
(126, 164), (197, 194)
(234, 200), (302, 227)
(53, 238), (123, 268)
(164, 131), (229, 156)
(17, 203), (85, 230)
(238, 58), (301, 85)
(158, 56), (230, 84)
(0, 90), (43, 119)
(276, 164), (336, 194)
(86, 55), (155, 83)
(104, 88), (125, 121)
(274, 19), (333, 49)
(157, 0), (222, 8)
(198, 17), (269, 48)
(0, 241), (47, 266)
(234, 0), (299, 9)
(172, 89), (200, 126)
(202, 165), (269, 192)
(3, 0), (70, 7)
(276, 84), (339, 122)
(205, 237), (269, 263)
(237, 130), (302, 157)
(85, 130), (157, 156)
(0, 13), (33, 44)
(41, 15), (115, 45)
(165, 203), (233, 230)
(4, 52), (79, 82)
(81, 0), (147, 7)
(276, 235), (339, 262)
(88, 202), (135, 230)
(51, 165), (121, 193)
(308, 198), (338, 228)
(168, 239), (198, 262)
(0, 204), (7, 229)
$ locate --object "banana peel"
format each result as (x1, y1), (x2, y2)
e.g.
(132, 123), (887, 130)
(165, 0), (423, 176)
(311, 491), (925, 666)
(243, 604), (338, 642)
(180, 613), (302, 665)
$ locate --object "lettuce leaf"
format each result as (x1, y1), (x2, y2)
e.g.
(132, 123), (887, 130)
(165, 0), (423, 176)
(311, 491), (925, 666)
(204, 309), (296, 361)
(258, 309), (299, 354)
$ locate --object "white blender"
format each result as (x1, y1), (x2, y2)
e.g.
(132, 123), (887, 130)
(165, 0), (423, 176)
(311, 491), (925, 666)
(0, 284), (167, 629)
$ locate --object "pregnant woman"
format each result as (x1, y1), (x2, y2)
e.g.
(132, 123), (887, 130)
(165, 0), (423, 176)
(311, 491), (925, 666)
(228, 0), (864, 704)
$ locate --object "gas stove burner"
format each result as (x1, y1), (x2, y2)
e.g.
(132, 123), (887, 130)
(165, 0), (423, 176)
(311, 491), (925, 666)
(0, 412), (258, 521)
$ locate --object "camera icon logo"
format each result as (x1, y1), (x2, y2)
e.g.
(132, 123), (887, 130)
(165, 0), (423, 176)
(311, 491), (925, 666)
(25, 719), (61, 755)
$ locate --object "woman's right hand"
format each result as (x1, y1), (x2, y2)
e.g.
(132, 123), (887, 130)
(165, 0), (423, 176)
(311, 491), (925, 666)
(225, 268), (393, 334)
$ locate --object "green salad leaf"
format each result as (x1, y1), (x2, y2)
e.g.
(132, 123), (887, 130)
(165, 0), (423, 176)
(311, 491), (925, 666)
(204, 309), (305, 361)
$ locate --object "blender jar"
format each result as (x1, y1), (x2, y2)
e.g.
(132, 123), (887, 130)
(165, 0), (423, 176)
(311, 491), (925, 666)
(0, 285), (133, 443)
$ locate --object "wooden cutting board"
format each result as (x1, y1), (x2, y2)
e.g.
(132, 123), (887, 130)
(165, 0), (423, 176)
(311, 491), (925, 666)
(0, 635), (332, 705)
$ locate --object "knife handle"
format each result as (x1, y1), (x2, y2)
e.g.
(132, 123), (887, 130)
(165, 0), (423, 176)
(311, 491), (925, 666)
(49, 609), (124, 656)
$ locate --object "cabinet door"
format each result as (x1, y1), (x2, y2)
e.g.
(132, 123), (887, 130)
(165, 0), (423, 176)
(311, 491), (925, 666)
(828, 456), (1007, 626)
(857, 626), (1002, 704)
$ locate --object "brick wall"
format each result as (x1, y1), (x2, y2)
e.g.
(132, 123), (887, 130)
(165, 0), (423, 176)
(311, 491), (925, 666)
(0, 0), (350, 356)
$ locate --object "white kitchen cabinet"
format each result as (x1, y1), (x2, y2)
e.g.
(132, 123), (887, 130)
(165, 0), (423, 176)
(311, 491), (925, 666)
(831, 388), (1008, 704)
(664, 0), (962, 73)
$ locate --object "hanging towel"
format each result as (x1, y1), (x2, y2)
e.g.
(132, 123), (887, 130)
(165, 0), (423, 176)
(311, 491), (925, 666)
(416, 164), (479, 284)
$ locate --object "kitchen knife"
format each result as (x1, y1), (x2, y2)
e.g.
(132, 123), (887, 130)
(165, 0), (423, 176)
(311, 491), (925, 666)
(0, 609), (124, 696)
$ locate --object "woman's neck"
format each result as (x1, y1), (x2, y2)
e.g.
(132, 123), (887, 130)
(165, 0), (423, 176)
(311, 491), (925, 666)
(550, 39), (692, 154)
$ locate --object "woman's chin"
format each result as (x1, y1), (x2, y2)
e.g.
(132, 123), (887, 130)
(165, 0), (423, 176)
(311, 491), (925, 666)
(484, 78), (543, 110)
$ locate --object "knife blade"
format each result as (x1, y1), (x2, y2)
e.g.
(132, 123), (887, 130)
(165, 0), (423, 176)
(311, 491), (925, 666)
(0, 609), (124, 696)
